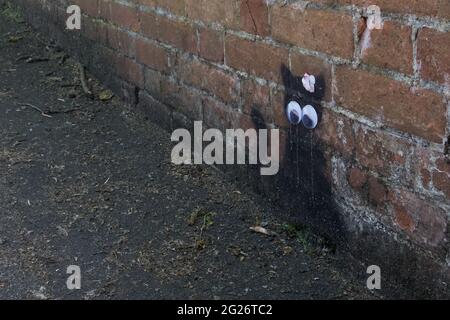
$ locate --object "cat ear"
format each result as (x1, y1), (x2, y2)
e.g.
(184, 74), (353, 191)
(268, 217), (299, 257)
(250, 107), (267, 130)
(302, 73), (316, 93)
(314, 75), (326, 100)
(280, 64), (297, 91)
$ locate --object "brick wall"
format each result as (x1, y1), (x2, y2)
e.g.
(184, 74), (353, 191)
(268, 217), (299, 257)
(6, 0), (450, 297)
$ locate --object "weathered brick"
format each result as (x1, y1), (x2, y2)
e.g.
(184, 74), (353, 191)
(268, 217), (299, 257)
(158, 16), (197, 53)
(100, 1), (140, 32)
(349, 0), (450, 20)
(177, 57), (239, 104)
(137, 90), (172, 130)
(139, 11), (160, 40)
(314, 109), (355, 156)
(353, 125), (412, 184)
(136, 38), (169, 72)
(360, 21), (413, 75)
(432, 170), (450, 198)
(107, 27), (136, 58)
(416, 148), (450, 199)
(144, 67), (162, 100)
(271, 5), (354, 59)
(240, 0), (269, 36)
(185, 0), (240, 28)
(336, 66), (447, 143)
(348, 167), (368, 189)
(390, 190), (448, 247)
(160, 79), (203, 119)
(242, 79), (271, 120)
(418, 28), (450, 85)
(140, 12), (197, 53)
(368, 176), (388, 207)
(199, 28), (224, 63)
(202, 96), (235, 130)
(225, 35), (289, 82)
(114, 54), (144, 87)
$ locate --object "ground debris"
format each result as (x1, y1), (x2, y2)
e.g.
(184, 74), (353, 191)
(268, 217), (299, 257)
(250, 226), (271, 236)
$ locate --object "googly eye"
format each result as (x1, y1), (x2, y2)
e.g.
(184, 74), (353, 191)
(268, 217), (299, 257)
(302, 105), (318, 129)
(286, 101), (303, 125)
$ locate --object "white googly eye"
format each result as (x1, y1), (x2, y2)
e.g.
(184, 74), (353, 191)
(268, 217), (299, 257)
(302, 73), (316, 93)
(302, 105), (318, 129)
(286, 101), (303, 125)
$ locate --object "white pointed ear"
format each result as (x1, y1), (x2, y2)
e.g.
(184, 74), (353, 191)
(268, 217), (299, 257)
(286, 101), (303, 125)
(302, 73), (316, 93)
(302, 105), (318, 129)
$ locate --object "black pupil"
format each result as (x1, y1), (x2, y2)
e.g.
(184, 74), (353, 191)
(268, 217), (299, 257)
(290, 110), (300, 124)
(303, 115), (313, 128)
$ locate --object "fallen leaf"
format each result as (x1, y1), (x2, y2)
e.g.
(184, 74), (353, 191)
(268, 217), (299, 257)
(99, 90), (114, 101)
(250, 226), (270, 235)
(7, 35), (23, 43)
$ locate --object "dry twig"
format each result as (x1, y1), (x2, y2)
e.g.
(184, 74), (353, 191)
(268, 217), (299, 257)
(20, 103), (52, 118)
(78, 63), (92, 97)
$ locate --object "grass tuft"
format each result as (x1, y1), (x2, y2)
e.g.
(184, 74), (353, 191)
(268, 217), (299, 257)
(1, 2), (24, 23)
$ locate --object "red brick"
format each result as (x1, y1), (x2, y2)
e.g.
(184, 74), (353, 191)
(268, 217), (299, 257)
(160, 79), (203, 119)
(158, 16), (197, 53)
(390, 190), (447, 247)
(353, 125), (413, 184)
(143, 68), (162, 99)
(107, 27), (136, 58)
(225, 35), (289, 82)
(98, 0), (110, 20)
(271, 5), (354, 59)
(314, 109), (355, 157)
(394, 206), (416, 233)
(432, 170), (450, 198)
(140, 12), (197, 53)
(360, 21), (413, 74)
(185, 0), (240, 28)
(418, 28), (450, 85)
(240, 0), (269, 36)
(336, 66), (447, 143)
(202, 97), (235, 130)
(140, 11), (160, 39)
(348, 167), (368, 189)
(349, 0), (450, 20)
(101, 1), (140, 32)
(415, 148), (449, 197)
(199, 28), (224, 63)
(177, 57), (239, 104)
(242, 79), (271, 120)
(136, 39), (169, 72)
(368, 176), (387, 208)
(114, 54), (144, 87)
